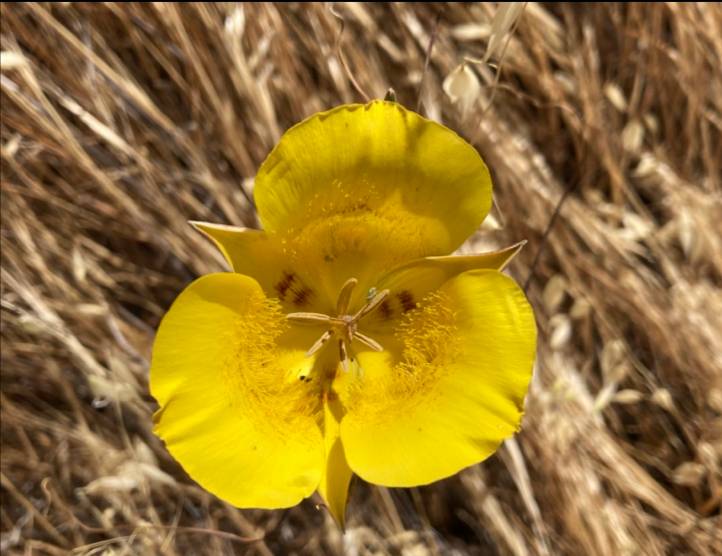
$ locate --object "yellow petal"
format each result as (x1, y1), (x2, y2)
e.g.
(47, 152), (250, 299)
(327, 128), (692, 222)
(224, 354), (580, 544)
(363, 242), (526, 331)
(253, 101), (493, 307)
(339, 270), (536, 487)
(150, 273), (325, 508)
(191, 222), (325, 312)
(317, 395), (353, 528)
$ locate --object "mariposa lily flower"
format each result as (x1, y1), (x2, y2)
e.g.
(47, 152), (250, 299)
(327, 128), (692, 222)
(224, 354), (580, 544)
(150, 101), (536, 527)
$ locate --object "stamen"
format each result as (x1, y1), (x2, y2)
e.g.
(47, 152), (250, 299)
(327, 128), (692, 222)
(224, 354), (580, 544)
(306, 329), (334, 357)
(286, 312), (331, 325)
(354, 331), (384, 352)
(286, 277), (390, 372)
(354, 289), (390, 321)
(338, 339), (349, 371)
(336, 277), (358, 316)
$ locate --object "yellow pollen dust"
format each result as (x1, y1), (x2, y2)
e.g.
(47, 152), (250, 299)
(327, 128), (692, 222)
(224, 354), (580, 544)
(286, 278), (389, 373)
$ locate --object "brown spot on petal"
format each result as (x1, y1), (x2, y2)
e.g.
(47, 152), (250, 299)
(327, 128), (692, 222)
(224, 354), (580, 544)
(275, 271), (296, 300)
(293, 286), (314, 307)
(379, 299), (393, 320)
(397, 290), (416, 313)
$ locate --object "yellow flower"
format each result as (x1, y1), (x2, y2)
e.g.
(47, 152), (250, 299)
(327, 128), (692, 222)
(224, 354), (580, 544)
(150, 101), (536, 527)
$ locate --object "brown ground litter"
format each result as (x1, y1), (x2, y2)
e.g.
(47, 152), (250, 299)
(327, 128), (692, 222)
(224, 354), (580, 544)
(2, 3), (721, 555)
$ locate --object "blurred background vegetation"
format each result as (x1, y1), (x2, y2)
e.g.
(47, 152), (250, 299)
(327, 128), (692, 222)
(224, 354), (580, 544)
(1, 3), (720, 554)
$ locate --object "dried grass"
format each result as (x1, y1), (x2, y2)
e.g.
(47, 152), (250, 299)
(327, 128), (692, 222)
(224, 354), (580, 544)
(2, 3), (721, 555)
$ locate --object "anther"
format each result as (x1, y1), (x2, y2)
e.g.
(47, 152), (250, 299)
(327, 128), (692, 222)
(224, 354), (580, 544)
(336, 277), (358, 316)
(338, 338), (350, 371)
(354, 331), (384, 352)
(306, 329), (334, 357)
(286, 312), (331, 325)
(354, 289), (390, 321)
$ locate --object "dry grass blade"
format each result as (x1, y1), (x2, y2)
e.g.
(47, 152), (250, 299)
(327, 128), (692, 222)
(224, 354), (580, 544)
(2, 3), (721, 555)
(483, 2), (526, 63)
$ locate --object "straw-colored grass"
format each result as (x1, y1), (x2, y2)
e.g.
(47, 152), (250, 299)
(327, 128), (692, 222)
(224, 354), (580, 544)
(2, 3), (721, 554)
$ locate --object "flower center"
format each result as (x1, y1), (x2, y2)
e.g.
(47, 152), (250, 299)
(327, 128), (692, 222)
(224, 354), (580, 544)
(286, 278), (389, 372)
